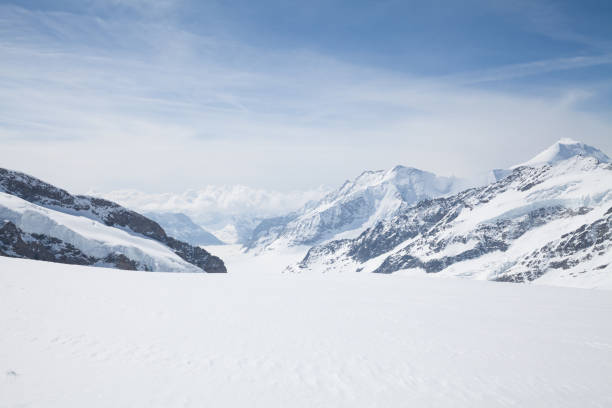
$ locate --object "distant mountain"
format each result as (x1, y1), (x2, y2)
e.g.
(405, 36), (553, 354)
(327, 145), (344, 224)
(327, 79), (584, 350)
(0, 168), (226, 272)
(145, 212), (224, 246)
(246, 166), (465, 252)
(292, 143), (612, 286)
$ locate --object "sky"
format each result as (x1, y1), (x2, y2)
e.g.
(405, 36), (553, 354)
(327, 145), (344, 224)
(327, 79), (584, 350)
(1, 0), (611, 194)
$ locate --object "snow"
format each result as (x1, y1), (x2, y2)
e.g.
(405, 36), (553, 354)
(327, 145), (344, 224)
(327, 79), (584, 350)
(0, 192), (200, 272)
(1, 255), (612, 407)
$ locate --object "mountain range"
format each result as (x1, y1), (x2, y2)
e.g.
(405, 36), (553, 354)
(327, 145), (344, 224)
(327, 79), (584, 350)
(1, 138), (610, 286)
(285, 140), (611, 286)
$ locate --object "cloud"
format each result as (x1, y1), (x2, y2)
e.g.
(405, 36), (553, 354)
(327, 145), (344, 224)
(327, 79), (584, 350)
(0, 4), (611, 195)
(94, 185), (327, 216)
(92, 185), (328, 239)
(449, 54), (612, 84)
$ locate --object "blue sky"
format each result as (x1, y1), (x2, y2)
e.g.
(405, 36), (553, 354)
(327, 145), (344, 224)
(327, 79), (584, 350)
(1, 0), (611, 192)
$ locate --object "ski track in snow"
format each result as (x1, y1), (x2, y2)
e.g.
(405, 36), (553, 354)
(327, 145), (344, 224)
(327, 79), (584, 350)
(1, 255), (612, 407)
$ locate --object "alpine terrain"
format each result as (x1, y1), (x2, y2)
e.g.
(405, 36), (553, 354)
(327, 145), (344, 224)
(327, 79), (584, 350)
(291, 139), (612, 288)
(0, 168), (226, 273)
(246, 166), (464, 252)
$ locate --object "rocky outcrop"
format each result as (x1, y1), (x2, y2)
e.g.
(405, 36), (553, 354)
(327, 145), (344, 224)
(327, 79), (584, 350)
(0, 221), (138, 270)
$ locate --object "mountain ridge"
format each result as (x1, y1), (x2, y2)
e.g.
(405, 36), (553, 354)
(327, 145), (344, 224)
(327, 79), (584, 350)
(0, 168), (226, 273)
(245, 165), (462, 252)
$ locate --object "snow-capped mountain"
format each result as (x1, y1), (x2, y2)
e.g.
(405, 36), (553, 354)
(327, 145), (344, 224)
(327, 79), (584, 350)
(145, 212), (224, 246)
(0, 168), (226, 273)
(468, 138), (611, 187)
(292, 143), (612, 286)
(246, 166), (463, 251)
(513, 138), (611, 168)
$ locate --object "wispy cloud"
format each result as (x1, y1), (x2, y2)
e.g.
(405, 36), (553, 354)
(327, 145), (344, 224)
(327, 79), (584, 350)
(1, 4), (611, 194)
(450, 54), (612, 84)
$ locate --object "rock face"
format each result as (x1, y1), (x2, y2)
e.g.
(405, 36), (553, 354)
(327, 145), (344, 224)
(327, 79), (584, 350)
(0, 168), (226, 273)
(0, 221), (94, 266)
(495, 207), (612, 282)
(246, 166), (462, 252)
(0, 221), (140, 270)
(293, 155), (612, 284)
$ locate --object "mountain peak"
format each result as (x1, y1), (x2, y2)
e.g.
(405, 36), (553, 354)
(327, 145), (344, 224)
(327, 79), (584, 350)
(513, 139), (610, 168)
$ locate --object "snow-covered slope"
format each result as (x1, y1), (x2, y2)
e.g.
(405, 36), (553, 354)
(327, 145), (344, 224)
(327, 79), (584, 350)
(145, 212), (224, 246)
(0, 193), (200, 272)
(246, 166), (461, 252)
(0, 168), (226, 272)
(2, 257), (612, 407)
(294, 154), (612, 287)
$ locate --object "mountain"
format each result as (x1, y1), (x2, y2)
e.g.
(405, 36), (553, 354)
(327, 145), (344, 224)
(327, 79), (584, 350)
(292, 151), (612, 286)
(465, 139), (611, 187)
(246, 166), (463, 252)
(144, 212), (224, 246)
(0, 168), (226, 272)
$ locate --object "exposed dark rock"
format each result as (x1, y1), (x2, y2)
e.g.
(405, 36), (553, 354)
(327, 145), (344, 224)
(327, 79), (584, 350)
(102, 253), (140, 271)
(0, 221), (138, 270)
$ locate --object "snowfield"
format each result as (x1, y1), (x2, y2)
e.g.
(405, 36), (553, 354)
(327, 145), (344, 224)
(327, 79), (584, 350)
(1, 256), (612, 407)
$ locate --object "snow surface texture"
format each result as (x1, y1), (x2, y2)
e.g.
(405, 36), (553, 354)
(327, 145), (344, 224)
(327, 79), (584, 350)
(294, 155), (612, 289)
(144, 212), (224, 246)
(94, 186), (328, 244)
(246, 166), (464, 252)
(1, 256), (612, 408)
